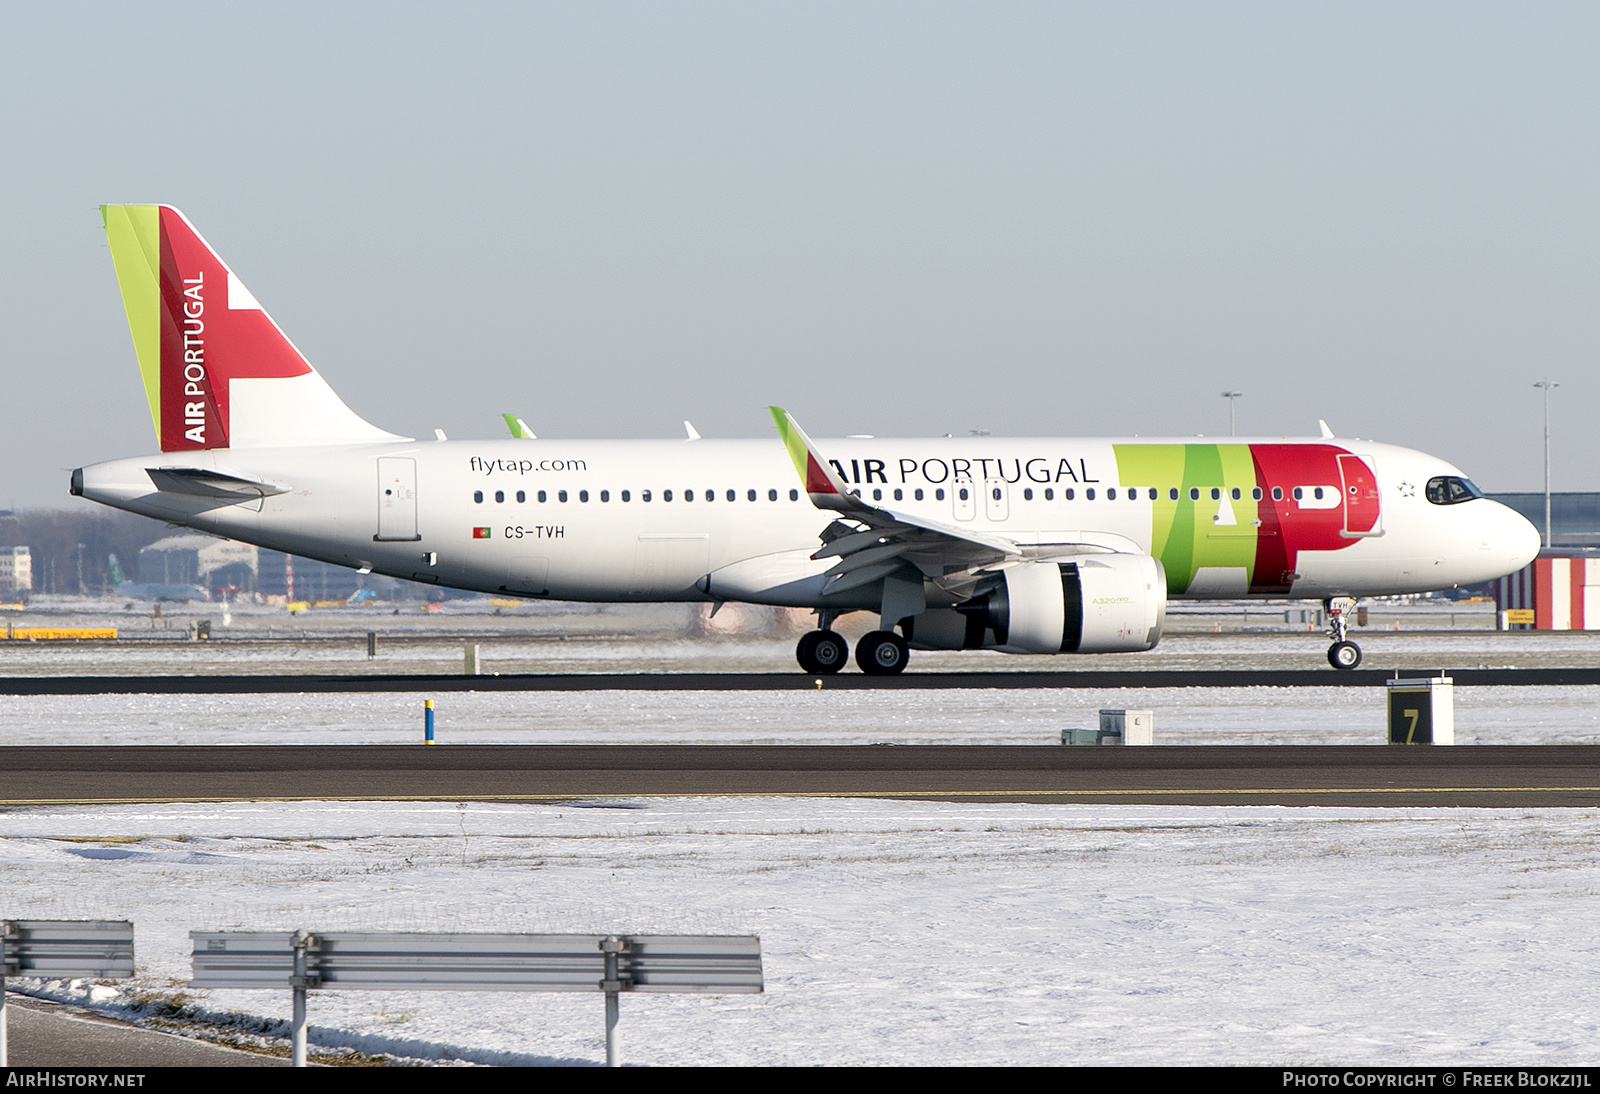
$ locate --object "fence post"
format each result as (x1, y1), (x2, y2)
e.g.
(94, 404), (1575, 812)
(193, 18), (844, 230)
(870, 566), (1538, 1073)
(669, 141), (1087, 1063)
(600, 935), (630, 1067)
(0, 921), (13, 1067)
(289, 929), (316, 1067)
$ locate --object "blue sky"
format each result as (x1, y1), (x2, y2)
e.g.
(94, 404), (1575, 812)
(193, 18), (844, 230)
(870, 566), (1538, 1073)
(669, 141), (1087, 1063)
(3, 2), (1597, 505)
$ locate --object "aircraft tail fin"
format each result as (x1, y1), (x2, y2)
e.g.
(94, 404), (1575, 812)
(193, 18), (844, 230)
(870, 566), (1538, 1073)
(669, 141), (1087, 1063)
(107, 554), (128, 586)
(99, 205), (406, 451)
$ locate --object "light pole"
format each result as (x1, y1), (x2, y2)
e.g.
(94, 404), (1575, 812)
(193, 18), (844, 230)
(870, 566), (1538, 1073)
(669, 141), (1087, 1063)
(1220, 391), (1243, 436)
(1534, 379), (1558, 549)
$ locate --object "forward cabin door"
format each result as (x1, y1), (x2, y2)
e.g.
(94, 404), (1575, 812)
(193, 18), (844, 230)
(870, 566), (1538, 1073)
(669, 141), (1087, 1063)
(1338, 454), (1382, 537)
(376, 457), (420, 541)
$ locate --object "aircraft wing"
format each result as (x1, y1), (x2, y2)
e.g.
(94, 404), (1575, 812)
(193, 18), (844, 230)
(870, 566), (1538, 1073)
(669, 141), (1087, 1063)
(769, 407), (1021, 594)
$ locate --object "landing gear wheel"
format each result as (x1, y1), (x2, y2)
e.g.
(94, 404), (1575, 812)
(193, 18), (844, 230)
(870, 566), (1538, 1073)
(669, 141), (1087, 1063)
(1328, 641), (1362, 670)
(797, 630), (849, 674)
(856, 630), (911, 676)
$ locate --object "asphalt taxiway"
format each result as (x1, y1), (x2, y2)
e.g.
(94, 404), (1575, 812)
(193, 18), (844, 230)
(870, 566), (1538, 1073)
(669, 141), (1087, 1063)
(3, 666), (1600, 693)
(3, 744), (1597, 807)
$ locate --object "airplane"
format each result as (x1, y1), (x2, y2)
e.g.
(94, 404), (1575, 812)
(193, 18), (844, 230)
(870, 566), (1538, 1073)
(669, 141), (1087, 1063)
(106, 553), (210, 603)
(74, 205), (1540, 673)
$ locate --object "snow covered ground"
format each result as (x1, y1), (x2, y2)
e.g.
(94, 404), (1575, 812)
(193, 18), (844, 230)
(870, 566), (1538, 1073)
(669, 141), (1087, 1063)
(3, 623), (1597, 1064)
(1, 684), (1598, 746)
(4, 799), (1599, 1066)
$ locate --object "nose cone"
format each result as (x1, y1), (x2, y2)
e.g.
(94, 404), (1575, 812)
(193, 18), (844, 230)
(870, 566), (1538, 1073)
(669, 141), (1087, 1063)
(1494, 501), (1542, 574)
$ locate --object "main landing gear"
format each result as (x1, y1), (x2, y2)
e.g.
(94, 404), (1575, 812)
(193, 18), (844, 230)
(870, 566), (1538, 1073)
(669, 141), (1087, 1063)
(796, 629), (849, 674)
(795, 612), (911, 676)
(1325, 596), (1362, 670)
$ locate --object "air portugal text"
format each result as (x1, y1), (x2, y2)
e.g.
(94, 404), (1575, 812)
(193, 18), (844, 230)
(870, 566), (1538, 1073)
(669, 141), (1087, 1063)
(828, 456), (1101, 486)
(180, 271), (209, 444)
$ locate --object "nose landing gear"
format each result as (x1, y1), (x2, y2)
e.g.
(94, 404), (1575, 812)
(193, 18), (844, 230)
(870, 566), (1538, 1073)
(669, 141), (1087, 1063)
(1325, 596), (1362, 670)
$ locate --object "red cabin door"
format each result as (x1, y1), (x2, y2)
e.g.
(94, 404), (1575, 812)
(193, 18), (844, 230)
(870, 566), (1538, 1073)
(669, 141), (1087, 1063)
(1338, 454), (1382, 537)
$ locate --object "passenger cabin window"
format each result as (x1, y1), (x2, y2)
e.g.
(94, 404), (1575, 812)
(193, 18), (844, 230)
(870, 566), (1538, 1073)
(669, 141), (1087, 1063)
(748, 489), (758, 501)
(1086, 488), (1096, 500)
(495, 490), (504, 503)
(1044, 488), (1054, 500)
(1293, 487), (1303, 500)
(473, 490), (483, 503)
(600, 490), (609, 502)
(768, 489), (778, 501)
(1064, 488), (1075, 500)
(516, 490), (526, 503)
(1272, 487), (1283, 501)
(1107, 488), (1117, 500)
(1251, 488), (1262, 500)
(1189, 488), (1200, 501)
(1147, 488), (1157, 500)
(789, 489), (799, 501)
(1023, 488), (1033, 500)
(642, 490), (652, 502)
(1231, 488), (1241, 500)
(935, 488), (945, 501)
(621, 490), (630, 502)
(915, 488), (925, 500)
(1426, 476), (1483, 505)
(874, 489), (883, 501)
(538, 490), (547, 503)
(894, 488), (903, 501)
(664, 489), (673, 501)
(558, 490), (568, 502)
(1210, 488), (1220, 500)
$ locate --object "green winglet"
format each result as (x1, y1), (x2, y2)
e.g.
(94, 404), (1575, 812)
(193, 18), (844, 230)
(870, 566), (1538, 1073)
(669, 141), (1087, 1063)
(768, 406), (810, 483)
(502, 413), (536, 439)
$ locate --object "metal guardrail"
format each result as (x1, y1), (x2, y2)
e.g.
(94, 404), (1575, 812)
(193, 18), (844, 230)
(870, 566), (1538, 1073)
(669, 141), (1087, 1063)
(1, 920), (135, 1067)
(191, 929), (763, 1066)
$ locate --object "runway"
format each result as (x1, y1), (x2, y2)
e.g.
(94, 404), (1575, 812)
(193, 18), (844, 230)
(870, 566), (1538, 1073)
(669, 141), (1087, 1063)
(3, 744), (1598, 807)
(4, 666), (1600, 693)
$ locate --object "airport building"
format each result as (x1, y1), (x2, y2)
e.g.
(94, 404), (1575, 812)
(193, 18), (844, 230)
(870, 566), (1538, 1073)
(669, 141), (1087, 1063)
(1485, 494), (1600, 629)
(0, 545), (32, 595)
(137, 533), (437, 601)
(138, 535), (260, 595)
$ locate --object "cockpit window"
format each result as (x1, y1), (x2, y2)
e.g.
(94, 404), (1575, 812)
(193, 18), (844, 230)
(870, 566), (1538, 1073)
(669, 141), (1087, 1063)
(1425, 476), (1483, 505)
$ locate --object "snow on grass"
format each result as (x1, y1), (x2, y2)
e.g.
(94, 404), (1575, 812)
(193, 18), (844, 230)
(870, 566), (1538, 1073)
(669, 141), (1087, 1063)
(4, 799), (1600, 1065)
(1, 685), (1598, 746)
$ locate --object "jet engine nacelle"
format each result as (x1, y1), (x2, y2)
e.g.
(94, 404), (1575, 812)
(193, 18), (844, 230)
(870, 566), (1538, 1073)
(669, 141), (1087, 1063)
(904, 555), (1167, 654)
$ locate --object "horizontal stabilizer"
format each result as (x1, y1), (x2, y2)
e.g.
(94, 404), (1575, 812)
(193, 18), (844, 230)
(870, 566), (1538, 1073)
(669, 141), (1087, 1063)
(145, 467), (289, 499)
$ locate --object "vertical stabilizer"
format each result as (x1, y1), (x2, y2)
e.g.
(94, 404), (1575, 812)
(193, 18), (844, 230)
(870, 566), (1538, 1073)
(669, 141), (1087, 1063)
(99, 205), (406, 451)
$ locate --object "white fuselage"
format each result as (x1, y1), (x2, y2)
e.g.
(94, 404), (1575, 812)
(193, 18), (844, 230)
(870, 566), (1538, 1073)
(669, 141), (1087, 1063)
(75, 434), (1540, 611)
